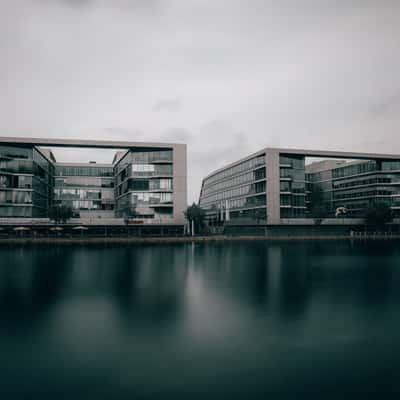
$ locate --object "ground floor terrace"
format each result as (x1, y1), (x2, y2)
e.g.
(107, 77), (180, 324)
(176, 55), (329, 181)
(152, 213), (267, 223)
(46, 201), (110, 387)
(1, 217), (399, 241)
(0, 218), (184, 239)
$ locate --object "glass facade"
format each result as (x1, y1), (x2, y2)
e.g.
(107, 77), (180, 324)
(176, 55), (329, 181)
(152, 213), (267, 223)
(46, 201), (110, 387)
(54, 164), (115, 216)
(306, 159), (400, 218)
(199, 154), (266, 222)
(55, 165), (114, 177)
(279, 154), (307, 218)
(0, 145), (53, 217)
(114, 149), (174, 220)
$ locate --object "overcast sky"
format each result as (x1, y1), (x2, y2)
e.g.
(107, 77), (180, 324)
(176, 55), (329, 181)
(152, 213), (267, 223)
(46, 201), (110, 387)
(1, 0), (400, 202)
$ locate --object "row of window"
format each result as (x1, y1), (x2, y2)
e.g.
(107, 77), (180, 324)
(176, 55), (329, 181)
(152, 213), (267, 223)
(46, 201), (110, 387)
(201, 172), (254, 197)
(215, 195), (267, 211)
(200, 184), (253, 206)
(0, 188), (49, 206)
(116, 164), (173, 185)
(204, 155), (265, 186)
(115, 150), (173, 174)
(332, 161), (377, 179)
(280, 180), (306, 193)
(229, 208), (267, 220)
(0, 205), (38, 217)
(0, 190), (32, 204)
(130, 192), (173, 206)
(55, 177), (114, 188)
(203, 167), (267, 196)
(382, 161), (400, 171)
(54, 188), (104, 200)
(0, 174), (32, 190)
(0, 145), (32, 160)
(332, 177), (391, 190)
(0, 159), (49, 180)
(56, 200), (114, 211)
(333, 190), (392, 201)
(279, 155), (305, 169)
(280, 168), (306, 181)
(117, 178), (173, 197)
(55, 166), (114, 177)
(227, 197), (248, 209)
(280, 194), (306, 207)
(128, 178), (173, 191)
(116, 192), (173, 209)
(344, 202), (376, 210)
(131, 164), (173, 175)
(306, 170), (333, 183)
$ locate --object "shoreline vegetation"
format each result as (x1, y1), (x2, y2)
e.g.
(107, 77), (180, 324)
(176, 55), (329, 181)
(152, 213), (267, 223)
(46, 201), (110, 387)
(1, 234), (400, 245)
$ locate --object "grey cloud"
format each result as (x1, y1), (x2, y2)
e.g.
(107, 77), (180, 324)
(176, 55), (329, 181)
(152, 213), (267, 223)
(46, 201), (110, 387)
(103, 127), (147, 142)
(160, 127), (192, 143)
(35, 0), (162, 9)
(369, 92), (400, 116)
(1, 0), (400, 203)
(35, 0), (93, 8)
(192, 131), (251, 167)
(152, 99), (183, 112)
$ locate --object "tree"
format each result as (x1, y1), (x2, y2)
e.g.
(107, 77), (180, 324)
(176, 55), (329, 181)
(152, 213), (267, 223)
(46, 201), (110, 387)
(184, 203), (205, 234)
(49, 204), (73, 224)
(364, 202), (393, 230)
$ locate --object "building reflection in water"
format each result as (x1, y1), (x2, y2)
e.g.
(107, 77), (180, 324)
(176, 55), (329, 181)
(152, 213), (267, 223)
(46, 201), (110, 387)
(0, 241), (399, 336)
(1, 242), (400, 399)
(0, 246), (71, 331)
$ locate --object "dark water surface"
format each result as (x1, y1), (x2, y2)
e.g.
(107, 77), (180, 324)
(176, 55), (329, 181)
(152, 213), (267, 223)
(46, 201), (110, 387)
(1, 241), (400, 399)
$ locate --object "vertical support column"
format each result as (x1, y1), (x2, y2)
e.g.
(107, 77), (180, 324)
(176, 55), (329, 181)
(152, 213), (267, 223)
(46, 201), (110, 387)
(172, 143), (187, 224)
(266, 149), (281, 225)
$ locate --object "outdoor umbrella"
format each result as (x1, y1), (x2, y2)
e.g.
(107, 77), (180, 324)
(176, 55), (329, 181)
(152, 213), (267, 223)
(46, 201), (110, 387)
(13, 227), (31, 236)
(49, 227), (63, 236)
(72, 226), (88, 237)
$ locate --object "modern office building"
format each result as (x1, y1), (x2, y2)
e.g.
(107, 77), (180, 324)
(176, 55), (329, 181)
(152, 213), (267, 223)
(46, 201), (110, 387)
(306, 159), (400, 218)
(114, 149), (175, 222)
(0, 137), (187, 224)
(199, 148), (400, 225)
(0, 144), (55, 217)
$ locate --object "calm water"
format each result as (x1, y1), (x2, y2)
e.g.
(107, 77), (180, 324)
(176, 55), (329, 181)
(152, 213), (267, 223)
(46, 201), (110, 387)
(1, 241), (400, 399)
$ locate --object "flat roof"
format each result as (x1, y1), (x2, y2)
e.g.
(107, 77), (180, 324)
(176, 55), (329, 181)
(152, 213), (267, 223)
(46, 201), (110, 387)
(0, 136), (183, 149)
(55, 162), (113, 168)
(272, 147), (400, 160)
(203, 147), (400, 181)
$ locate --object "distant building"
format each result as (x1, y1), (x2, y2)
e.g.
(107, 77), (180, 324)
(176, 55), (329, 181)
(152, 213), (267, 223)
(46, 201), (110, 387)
(306, 159), (400, 218)
(54, 163), (115, 219)
(0, 137), (187, 225)
(199, 148), (400, 225)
